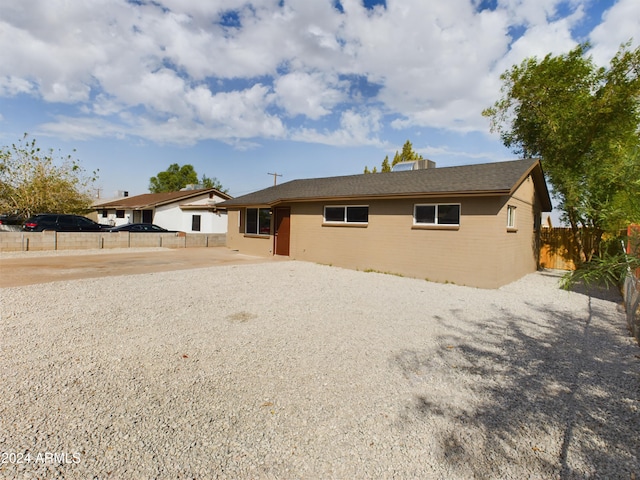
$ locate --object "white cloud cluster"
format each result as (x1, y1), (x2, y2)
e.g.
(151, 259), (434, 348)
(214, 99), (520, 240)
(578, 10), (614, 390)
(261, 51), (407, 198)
(0, 0), (637, 146)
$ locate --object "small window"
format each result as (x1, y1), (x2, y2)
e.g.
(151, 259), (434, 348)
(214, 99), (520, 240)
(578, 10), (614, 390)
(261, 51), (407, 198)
(245, 208), (271, 235)
(192, 214), (201, 232)
(100, 209), (108, 217)
(507, 205), (517, 229)
(414, 204), (460, 226)
(116, 210), (125, 218)
(323, 206), (369, 224)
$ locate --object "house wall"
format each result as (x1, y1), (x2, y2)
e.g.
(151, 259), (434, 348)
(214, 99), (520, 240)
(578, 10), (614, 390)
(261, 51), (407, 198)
(96, 193), (228, 233)
(175, 209), (228, 234)
(97, 209), (133, 226)
(491, 175), (541, 283)
(288, 197), (508, 288)
(225, 176), (543, 288)
(153, 194), (229, 233)
(227, 209), (274, 256)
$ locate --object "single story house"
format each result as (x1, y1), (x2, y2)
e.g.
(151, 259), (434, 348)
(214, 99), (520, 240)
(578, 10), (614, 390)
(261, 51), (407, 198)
(219, 159), (552, 288)
(94, 187), (231, 234)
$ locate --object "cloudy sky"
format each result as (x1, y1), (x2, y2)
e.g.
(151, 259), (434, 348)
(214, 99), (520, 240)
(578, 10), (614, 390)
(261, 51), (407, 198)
(0, 0), (638, 204)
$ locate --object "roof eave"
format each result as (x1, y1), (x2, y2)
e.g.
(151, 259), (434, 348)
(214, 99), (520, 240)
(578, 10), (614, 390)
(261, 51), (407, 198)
(222, 190), (515, 207)
(510, 159), (552, 212)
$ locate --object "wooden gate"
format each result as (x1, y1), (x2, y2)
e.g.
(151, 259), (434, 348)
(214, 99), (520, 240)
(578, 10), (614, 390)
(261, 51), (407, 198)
(539, 228), (580, 270)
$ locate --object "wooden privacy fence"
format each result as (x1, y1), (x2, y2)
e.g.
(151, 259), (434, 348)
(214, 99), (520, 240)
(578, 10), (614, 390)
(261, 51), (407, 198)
(539, 225), (640, 344)
(538, 227), (591, 271)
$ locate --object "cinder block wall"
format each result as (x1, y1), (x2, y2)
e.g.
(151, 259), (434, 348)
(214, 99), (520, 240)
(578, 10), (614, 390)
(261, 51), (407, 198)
(0, 232), (226, 252)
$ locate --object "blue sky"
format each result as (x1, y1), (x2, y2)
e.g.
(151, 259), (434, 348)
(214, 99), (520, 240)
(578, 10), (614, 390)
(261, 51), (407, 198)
(1, 0), (638, 213)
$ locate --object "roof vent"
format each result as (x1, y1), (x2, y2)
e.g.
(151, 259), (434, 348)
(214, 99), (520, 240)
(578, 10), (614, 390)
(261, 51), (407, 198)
(392, 159), (436, 172)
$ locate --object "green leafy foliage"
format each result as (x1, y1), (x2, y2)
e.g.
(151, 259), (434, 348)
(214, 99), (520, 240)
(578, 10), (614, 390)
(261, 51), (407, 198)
(149, 164), (198, 193)
(365, 140), (423, 173)
(561, 249), (640, 290)
(0, 134), (97, 218)
(200, 174), (228, 193)
(483, 42), (640, 263)
(149, 164), (227, 193)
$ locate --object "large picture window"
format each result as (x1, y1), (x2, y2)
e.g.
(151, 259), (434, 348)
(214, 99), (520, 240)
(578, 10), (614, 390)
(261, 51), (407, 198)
(245, 208), (271, 235)
(414, 204), (460, 226)
(324, 206), (369, 224)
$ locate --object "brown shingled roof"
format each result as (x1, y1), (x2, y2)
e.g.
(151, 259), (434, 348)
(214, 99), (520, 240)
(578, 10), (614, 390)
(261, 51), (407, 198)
(221, 159), (552, 211)
(95, 188), (231, 209)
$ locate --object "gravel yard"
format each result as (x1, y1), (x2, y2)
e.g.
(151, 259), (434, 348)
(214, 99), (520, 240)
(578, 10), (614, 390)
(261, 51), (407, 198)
(1, 260), (638, 479)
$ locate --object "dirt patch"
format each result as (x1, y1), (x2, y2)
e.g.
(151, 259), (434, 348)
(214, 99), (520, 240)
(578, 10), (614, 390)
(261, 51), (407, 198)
(0, 247), (285, 287)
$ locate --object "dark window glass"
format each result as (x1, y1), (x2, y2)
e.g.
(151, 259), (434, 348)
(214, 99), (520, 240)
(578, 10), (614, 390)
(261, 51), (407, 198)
(415, 205), (436, 224)
(415, 204), (459, 225)
(76, 217), (94, 226)
(325, 207), (345, 222)
(116, 210), (125, 218)
(346, 206), (368, 223)
(258, 209), (271, 234)
(192, 215), (201, 232)
(438, 205), (460, 225)
(57, 216), (75, 226)
(246, 208), (271, 235)
(246, 208), (258, 234)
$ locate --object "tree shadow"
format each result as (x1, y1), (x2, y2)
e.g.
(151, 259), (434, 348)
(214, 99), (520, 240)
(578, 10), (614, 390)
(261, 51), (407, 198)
(390, 287), (639, 478)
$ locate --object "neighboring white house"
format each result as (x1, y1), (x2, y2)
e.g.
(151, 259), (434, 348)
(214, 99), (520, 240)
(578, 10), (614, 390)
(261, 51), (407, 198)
(93, 187), (231, 233)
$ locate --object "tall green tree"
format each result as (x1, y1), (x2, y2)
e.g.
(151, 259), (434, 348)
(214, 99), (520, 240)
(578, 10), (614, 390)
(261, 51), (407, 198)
(0, 134), (97, 218)
(149, 164), (198, 193)
(393, 140), (423, 167)
(150, 164), (228, 193)
(200, 174), (228, 193)
(483, 42), (640, 263)
(365, 140), (423, 173)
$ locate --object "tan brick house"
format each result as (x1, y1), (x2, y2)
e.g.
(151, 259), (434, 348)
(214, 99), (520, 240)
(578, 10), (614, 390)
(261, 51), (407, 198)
(220, 159), (552, 288)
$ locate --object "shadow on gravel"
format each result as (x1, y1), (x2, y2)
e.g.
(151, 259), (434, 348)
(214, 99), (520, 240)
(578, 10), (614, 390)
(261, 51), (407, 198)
(392, 286), (639, 479)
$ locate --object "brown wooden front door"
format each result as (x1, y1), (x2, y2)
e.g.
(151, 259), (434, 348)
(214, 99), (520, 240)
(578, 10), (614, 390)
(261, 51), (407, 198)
(274, 207), (291, 256)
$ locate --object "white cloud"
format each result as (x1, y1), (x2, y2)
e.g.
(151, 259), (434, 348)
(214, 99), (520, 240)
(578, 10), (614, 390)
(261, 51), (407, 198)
(274, 72), (346, 119)
(589, 0), (640, 66)
(0, 0), (635, 146)
(0, 76), (35, 97)
(292, 108), (383, 147)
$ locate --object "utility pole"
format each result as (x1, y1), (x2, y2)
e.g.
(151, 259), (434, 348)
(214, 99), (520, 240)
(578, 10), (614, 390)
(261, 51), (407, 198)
(267, 172), (282, 186)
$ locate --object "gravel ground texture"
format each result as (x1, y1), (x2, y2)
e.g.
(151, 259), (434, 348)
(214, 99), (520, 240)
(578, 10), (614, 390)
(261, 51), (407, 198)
(1, 260), (639, 479)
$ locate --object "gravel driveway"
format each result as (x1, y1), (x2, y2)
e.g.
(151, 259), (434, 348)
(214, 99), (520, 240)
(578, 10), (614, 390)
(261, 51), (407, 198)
(1, 261), (638, 479)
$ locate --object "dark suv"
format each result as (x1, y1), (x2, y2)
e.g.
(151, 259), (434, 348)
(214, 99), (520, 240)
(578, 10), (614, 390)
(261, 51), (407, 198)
(22, 214), (108, 232)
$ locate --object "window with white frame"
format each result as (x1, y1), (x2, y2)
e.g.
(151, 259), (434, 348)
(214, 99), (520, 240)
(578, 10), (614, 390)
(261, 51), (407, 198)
(324, 205), (369, 224)
(414, 204), (460, 226)
(507, 205), (517, 229)
(245, 208), (271, 235)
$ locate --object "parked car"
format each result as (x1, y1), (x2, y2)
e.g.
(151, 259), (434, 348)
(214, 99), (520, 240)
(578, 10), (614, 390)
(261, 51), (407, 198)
(22, 214), (109, 232)
(0, 213), (23, 225)
(0, 213), (24, 231)
(107, 223), (176, 233)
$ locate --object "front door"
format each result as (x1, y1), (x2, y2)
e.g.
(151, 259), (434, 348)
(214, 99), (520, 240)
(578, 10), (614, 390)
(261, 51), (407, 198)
(274, 207), (291, 256)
